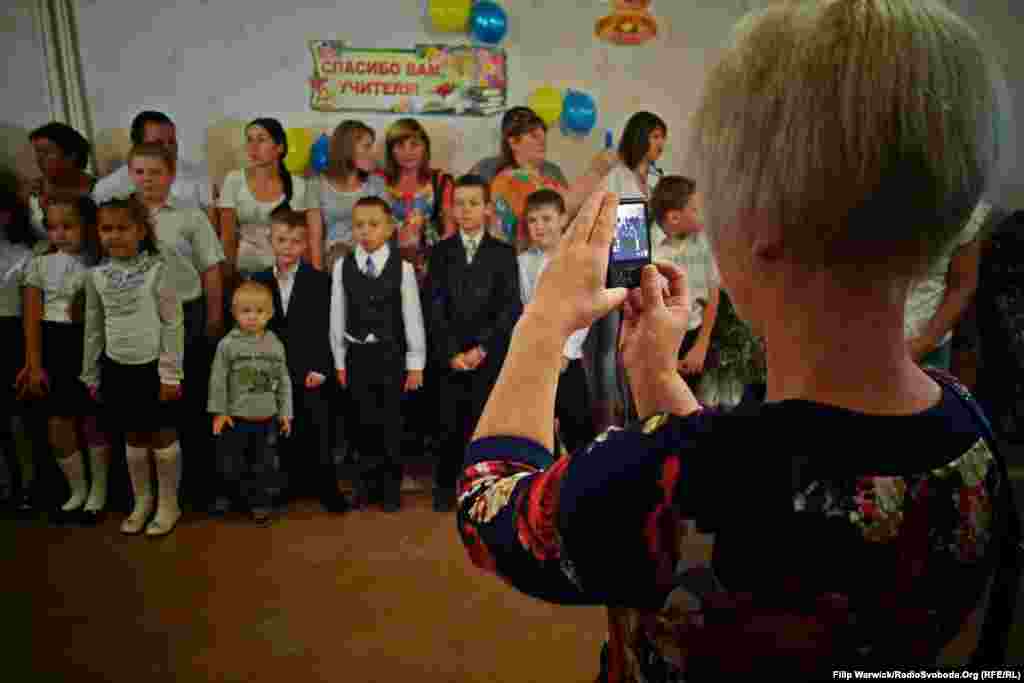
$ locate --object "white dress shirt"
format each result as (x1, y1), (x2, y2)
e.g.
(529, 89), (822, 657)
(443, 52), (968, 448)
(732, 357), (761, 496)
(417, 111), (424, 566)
(329, 242), (426, 371)
(273, 261), (299, 316)
(518, 247), (589, 360)
(459, 229), (484, 263)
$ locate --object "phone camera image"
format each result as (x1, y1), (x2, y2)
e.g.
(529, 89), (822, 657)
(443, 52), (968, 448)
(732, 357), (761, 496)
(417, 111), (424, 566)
(608, 198), (651, 288)
(612, 201), (650, 262)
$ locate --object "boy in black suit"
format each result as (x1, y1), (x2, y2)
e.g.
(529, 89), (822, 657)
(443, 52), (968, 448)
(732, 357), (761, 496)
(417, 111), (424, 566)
(330, 197), (426, 512)
(426, 175), (522, 512)
(253, 206), (347, 513)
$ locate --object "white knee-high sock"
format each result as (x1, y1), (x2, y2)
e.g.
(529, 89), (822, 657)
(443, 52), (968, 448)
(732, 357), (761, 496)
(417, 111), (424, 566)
(122, 445), (154, 534)
(58, 451), (88, 511)
(147, 442), (181, 536)
(84, 446), (110, 512)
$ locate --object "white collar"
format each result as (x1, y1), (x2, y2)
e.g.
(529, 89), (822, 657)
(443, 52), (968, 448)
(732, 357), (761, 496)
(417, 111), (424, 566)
(460, 229), (484, 246)
(354, 242), (390, 264)
(274, 260), (300, 279)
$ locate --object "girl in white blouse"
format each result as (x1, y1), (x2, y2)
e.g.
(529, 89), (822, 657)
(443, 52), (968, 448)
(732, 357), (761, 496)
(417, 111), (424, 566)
(15, 194), (109, 524)
(217, 118), (324, 278)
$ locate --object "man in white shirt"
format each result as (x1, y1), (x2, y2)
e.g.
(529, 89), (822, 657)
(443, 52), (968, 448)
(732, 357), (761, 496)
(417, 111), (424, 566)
(93, 111), (216, 223)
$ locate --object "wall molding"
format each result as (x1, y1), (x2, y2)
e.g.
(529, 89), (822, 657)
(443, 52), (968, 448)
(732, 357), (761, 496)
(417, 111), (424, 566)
(34, 0), (95, 171)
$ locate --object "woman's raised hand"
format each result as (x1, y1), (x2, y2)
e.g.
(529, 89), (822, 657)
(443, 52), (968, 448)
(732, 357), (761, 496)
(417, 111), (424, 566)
(620, 262), (691, 386)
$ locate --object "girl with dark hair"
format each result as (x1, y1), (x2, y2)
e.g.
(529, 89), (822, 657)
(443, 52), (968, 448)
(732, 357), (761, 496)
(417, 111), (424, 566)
(217, 118), (322, 278)
(0, 184), (38, 512)
(83, 196), (185, 536)
(309, 120), (386, 273)
(25, 122), (96, 239)
(15, 192), (109, 523)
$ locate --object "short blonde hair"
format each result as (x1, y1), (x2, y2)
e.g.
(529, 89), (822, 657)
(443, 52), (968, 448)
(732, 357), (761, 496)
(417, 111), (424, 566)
(232, 280), (273, 313)
(691, 0), (1009, 277)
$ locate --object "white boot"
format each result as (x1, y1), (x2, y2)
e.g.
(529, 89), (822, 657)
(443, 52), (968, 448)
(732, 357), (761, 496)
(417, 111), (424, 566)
(58, 451), (88, 512)
(146, 442), (181, 537)
(83, 446), (110, 512)
(122, 446), (154, 535)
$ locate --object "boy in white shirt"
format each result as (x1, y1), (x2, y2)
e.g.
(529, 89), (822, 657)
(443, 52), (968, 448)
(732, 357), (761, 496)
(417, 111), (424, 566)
(518, 189), (595, 455)
(330, 197), (425, 512)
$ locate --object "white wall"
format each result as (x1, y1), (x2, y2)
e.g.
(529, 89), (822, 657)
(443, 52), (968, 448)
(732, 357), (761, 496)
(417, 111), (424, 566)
(74, 0), (753, 182)
(0, 0), (53, 175)
(7, 0), (1019, 208)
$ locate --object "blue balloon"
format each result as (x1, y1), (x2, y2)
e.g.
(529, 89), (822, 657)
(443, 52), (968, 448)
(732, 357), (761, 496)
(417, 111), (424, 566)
(469, 1), (508, 45)
(561, 90), (597, 136)
(311, 133), (330, 174)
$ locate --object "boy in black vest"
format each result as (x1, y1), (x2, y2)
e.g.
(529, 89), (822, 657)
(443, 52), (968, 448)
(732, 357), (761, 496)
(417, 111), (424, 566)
(330, 197), (426, 512)
(426, 175), (522, 512)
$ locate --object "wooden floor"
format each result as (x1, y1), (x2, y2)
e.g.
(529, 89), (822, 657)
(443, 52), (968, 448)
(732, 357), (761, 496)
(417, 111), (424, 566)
(4, 493), (608, 683)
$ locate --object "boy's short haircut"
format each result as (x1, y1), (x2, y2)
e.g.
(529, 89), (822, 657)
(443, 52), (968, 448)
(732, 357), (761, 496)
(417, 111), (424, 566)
(127, 142), (176, 174)
(454, 174), (491, 205)
(352, 196), (393, 219)
(650, 176), (697, 226)
(130, 111), (174, 145)
(524, 188), (566, 217)
(690, 0), (1010, 279)
(269, 204), (309, 234)
(232, 280), (273, 311)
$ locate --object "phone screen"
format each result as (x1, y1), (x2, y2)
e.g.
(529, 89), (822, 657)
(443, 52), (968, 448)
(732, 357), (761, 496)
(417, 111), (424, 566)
(611, 200), (650, 263)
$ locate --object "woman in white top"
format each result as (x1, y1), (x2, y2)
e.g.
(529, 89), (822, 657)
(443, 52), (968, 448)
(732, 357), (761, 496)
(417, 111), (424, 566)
(309, 120), (386, 274)
(602, 111), (668, 201)
(24, 122), (97, 240)
(217, 118), (324, 278)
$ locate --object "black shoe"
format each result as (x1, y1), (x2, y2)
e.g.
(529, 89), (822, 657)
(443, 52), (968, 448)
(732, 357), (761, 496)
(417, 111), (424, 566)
(78, 509), (105, 526)
(320, 493), (351, 514)
(381, 498), (401, 513)
(432, 488), (455, 513)
(251, 508), (273, 526)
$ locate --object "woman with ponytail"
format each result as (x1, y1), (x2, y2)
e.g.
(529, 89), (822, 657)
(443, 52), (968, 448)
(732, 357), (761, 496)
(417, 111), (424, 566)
(217, 118), (323, 280)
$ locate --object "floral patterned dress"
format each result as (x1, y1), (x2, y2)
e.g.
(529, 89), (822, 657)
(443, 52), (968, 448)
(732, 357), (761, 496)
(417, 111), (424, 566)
(456, 369), (1005, 680)
(380, 170), (455, 285)
(490, 168), (568, 248)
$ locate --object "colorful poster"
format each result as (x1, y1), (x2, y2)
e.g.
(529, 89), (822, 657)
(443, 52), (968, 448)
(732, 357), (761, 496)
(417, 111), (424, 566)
(309, 41), (507, 116)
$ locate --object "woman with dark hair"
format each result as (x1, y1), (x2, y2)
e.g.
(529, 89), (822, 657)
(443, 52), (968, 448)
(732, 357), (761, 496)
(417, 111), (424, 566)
(25, 122), (96, 239)
(490, 108), (616, 247)
(603, 111), (667, 201)
(217, 118), (322, 278)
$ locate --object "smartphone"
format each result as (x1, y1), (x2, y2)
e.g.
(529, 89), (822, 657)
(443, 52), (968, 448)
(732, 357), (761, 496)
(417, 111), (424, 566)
(607, 197), (651, 289)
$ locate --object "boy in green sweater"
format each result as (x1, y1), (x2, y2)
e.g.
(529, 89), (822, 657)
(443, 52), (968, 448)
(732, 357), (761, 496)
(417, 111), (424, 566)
(208, 280), (292, 524)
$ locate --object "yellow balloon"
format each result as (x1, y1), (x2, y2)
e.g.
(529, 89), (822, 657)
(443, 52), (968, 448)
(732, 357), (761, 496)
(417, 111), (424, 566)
(284, 127), (312, 175)
(429, 0), (472, 33)
(528, 87), (563, 127)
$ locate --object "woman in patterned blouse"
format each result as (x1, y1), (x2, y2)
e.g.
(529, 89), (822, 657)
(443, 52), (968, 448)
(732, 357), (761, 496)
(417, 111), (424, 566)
(456, 1), (1012, 679)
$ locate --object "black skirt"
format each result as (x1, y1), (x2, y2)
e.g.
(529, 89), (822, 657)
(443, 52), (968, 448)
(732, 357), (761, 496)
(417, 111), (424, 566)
(35, 321), (90, 416)
(100, 355), (178, 433)
(0, 316), (24, 414)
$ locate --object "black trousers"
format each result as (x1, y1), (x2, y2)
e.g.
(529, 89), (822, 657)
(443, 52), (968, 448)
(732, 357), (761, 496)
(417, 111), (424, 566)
(179, 297), (216, 507)
(347, 344), (405, 504)
(436, 358), (501, 491)
(278, 377), (334, 501)
(555, 359), (595, 456)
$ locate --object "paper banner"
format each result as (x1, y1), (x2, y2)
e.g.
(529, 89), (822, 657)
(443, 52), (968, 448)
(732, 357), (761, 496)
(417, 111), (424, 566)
(309, 41), (507, 117)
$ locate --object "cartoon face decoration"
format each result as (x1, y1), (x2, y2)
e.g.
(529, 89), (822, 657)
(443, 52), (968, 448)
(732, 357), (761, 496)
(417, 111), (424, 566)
(596, 0), (658, 46)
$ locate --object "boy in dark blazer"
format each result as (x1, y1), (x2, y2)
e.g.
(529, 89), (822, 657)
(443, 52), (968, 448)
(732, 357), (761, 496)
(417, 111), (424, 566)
(253, 206), (347, 513)
(426, 175), (522, 512)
